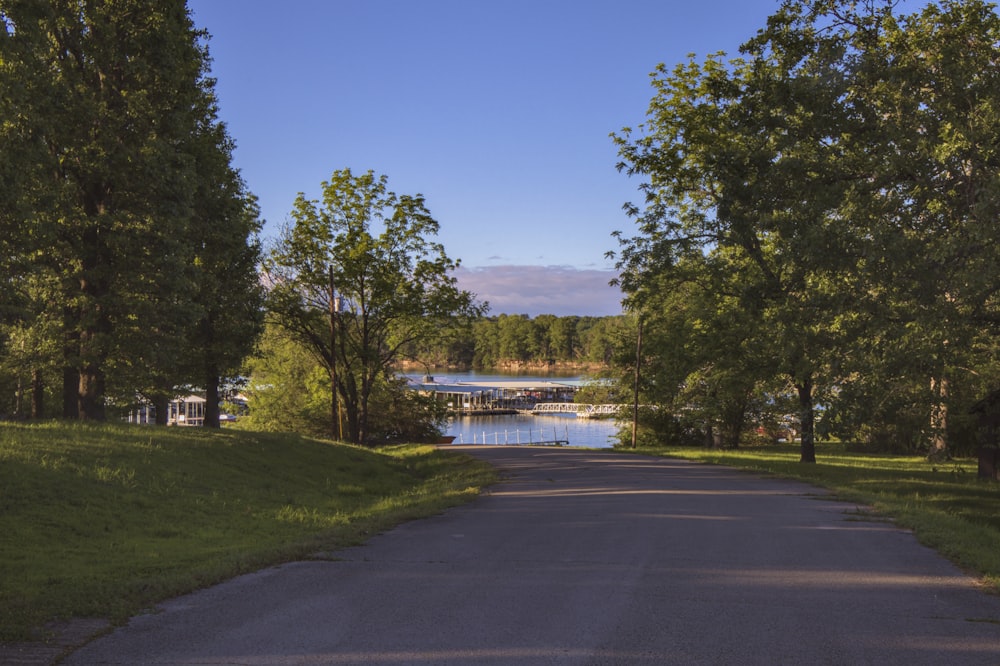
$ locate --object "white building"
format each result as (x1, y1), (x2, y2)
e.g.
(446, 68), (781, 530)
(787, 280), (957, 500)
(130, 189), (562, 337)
(125, 393), (206, 426)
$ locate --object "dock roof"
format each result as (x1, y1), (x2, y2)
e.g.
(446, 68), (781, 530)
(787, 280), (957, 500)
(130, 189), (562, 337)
(411, 379), (581, 391)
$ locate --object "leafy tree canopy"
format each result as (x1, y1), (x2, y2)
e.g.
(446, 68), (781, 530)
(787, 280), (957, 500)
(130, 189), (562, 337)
(265, 168), (484, 445)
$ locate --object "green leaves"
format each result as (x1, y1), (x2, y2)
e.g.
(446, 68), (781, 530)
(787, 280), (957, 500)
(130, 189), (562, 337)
(614, 0), (1000, 458)
(0, 0), (262, 421)
(265, 168), (485, 444)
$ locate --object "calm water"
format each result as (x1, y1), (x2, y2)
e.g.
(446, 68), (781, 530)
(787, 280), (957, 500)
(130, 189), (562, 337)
(446, 412), (620, 449)
(410, 371), (621, 449)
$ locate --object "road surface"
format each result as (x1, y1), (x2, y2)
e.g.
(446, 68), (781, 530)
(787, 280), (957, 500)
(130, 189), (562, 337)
(65, 446), (1000, 664)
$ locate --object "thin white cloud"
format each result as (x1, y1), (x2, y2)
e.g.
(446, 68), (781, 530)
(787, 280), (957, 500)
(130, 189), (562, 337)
(454, 265), (623, 318)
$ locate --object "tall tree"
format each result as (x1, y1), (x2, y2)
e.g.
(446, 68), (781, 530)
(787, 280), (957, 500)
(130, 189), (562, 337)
(0, 0), (222, 419)
(614, 0), (1000, 459)
(266, 169), (485, 445)
(845, 0), (1000, 456)
(0, 1), (262, 422)
(186, 117), (265, 428)
(614, 1), (864, 462)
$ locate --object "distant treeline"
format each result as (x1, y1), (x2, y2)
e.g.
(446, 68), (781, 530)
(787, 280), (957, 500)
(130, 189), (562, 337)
(405, 314), (626, 370)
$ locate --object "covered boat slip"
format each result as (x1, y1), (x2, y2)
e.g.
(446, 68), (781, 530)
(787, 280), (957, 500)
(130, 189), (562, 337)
(410, 377), (582, 415)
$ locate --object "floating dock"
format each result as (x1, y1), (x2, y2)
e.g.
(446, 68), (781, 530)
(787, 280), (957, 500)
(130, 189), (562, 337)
(410, 377), (583, 415)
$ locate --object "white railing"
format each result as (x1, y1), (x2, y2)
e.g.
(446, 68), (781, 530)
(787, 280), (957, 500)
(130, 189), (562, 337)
(454, 426), (570, 446)
(531, 403), (586, 414)
(531, 403), (621, 416)
(584, 404), (620, 416)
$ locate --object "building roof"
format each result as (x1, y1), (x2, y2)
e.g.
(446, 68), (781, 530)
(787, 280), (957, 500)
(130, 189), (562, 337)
(414, 379), (578, 390)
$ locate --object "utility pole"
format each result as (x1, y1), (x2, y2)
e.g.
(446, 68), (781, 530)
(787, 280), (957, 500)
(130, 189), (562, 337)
(329, 265), (342, 441)
(631, 316), (643, 449)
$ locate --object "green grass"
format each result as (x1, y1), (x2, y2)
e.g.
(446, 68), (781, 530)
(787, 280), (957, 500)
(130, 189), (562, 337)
(635, 443), (1000, 591)
(0, 422), (497, 641)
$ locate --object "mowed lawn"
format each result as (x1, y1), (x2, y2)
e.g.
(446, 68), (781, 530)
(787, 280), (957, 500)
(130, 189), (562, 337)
(5, 423), (998, 644)
(0, 422), (497, 641)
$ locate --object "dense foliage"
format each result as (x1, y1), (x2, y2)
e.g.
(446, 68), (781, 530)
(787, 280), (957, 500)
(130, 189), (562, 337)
(0, 1), (263, 424)
(239, 323), (449, 443)
(264, 169), (484, 445)
(612, 0), (1000, 460)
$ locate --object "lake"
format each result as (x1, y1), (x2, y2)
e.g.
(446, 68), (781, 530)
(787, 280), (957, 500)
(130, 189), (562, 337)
(445, 412), (621, 449)
(409, 371), (622, 449)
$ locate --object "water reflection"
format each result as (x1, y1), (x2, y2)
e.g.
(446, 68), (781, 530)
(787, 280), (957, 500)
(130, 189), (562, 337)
(410, 371), (619, 448)
(445, 413), (619, 449)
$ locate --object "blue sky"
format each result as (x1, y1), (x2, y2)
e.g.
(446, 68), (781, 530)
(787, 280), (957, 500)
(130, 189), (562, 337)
(185, 0), (788, 316)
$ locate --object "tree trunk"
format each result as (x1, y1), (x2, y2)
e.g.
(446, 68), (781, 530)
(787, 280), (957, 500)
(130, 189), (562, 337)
(14, 374), (23, 420)
(929, 376), (949, 460)
(357, 350), (372, 445)
(204, 371), (221, 428)
(31, 369), (44, 419)
(340, 371), (361, 444)
(358, 384), (369, 445)
(724, 426), (741, 449)
(345, 402), (360, 445)
(153, 395), (170, 425)
(62, 309), (80, 419)
(78, 327), (106, 421)
(62, 366), (79, 419)
(78, 362), (106, 421)
(796, 375), (816, 463)
(722, 398), (746, 449)
(76, 203), (111, 422)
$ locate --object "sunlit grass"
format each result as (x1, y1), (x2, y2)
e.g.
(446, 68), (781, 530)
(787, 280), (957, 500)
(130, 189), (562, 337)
(637, 442), (1000, 591)
(0, 422), (497, 641)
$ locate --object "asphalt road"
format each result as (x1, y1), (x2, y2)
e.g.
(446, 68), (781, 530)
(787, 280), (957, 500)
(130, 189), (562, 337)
(65, 446), (1000, 665)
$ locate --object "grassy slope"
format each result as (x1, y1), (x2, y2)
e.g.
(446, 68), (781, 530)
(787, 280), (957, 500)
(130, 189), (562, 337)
(640, 444), (1000, 591)
(0, 422), (497, 641)
(6, 425), (996, 642)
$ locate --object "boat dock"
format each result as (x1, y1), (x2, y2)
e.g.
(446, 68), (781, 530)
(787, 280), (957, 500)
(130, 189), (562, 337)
(410, 376), (583, 415)
(451, 424), (570, 446)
